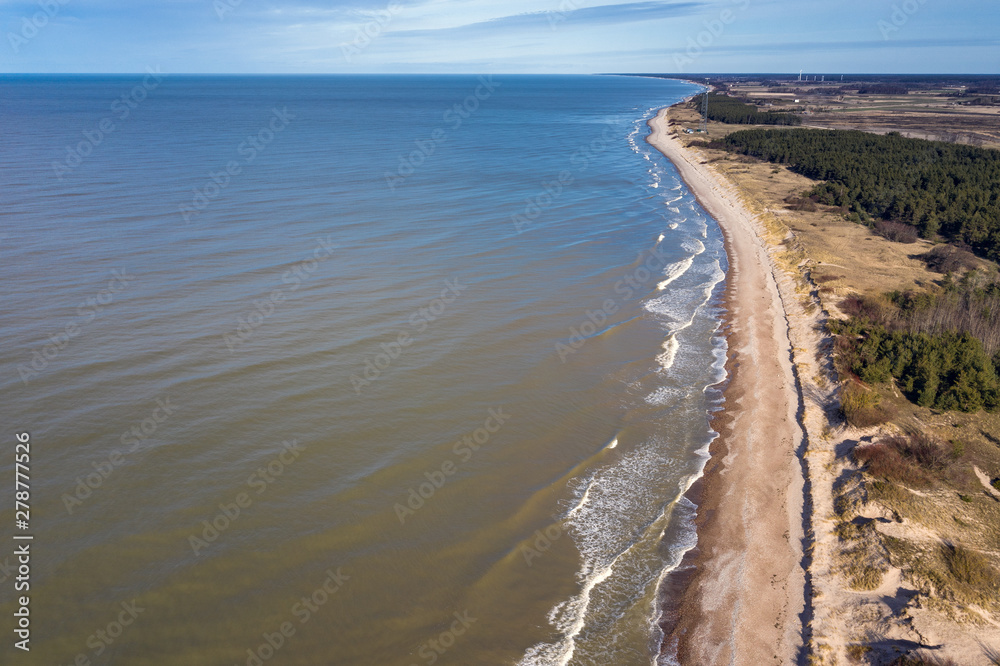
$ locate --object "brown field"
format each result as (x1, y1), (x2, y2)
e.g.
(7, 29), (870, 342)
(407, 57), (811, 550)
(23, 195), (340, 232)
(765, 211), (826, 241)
(721, 80), (1000, 148)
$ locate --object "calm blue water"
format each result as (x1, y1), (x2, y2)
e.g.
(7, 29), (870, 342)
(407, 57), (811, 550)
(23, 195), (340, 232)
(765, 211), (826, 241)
(0, 75), (724, 665)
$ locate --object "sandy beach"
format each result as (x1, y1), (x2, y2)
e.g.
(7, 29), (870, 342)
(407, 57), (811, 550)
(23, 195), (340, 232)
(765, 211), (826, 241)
(647, 106), (808, 664)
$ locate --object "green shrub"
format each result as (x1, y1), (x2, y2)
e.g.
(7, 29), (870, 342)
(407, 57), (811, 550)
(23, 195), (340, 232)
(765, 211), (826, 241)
(950, 439), (965, 459)
(890, 431), (950, 471)
(854, 442), (927, 486)
(875, 219), (920, 243)
(846, 644), (871, 661)
(853, 431), (950, 486)
(840, 322), (1000, 413)
(841, 382), (892, 428)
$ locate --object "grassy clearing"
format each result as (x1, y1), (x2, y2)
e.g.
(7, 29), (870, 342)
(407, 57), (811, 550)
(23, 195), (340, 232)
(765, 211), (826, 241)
(835, 519), (889, 590)
(941, 541), (1000, 599)
(841, 381), (895, 428)
(904, 540), (1000, 613)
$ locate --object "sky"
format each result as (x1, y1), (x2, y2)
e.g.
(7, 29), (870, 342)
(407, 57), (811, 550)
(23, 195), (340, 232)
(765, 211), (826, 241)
(1, 0), (998, 74)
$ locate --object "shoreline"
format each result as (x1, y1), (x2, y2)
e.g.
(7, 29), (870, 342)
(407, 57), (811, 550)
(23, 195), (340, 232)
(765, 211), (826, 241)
(646, 104), (808, 663)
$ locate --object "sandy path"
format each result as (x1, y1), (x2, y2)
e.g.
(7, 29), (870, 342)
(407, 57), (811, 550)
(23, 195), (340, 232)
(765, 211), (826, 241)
(646, 108), (807, 665)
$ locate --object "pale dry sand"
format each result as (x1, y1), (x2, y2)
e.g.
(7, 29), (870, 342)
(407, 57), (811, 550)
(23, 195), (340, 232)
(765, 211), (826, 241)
(647, 108), (808, 664)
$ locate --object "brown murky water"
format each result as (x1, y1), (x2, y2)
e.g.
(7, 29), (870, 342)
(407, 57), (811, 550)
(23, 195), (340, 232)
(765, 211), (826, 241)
(0, 75), (723, 665)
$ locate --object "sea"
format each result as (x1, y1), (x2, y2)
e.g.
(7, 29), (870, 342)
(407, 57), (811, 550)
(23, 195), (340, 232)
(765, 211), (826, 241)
(0, 74), (727, 665)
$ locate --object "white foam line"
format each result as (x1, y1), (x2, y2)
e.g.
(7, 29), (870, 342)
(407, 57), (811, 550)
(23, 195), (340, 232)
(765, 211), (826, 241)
(681, 238), (705, 256)
(566, 478), (594, 519)
(657, 256), (694, 291)
(670, 259), (726, 333)
(519, 544), (634, 666)
(548, 499), (692, 666)
(606, 436), (619, 450)
(647, 445), (717, 666)
(654, 260), (726, 366)
(656, 335), (680, 370)
(522, 445), (674, 666)
(699, 259), (726, 303)
(554, 564), (616, 665)
(648, 496), (700, 666)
